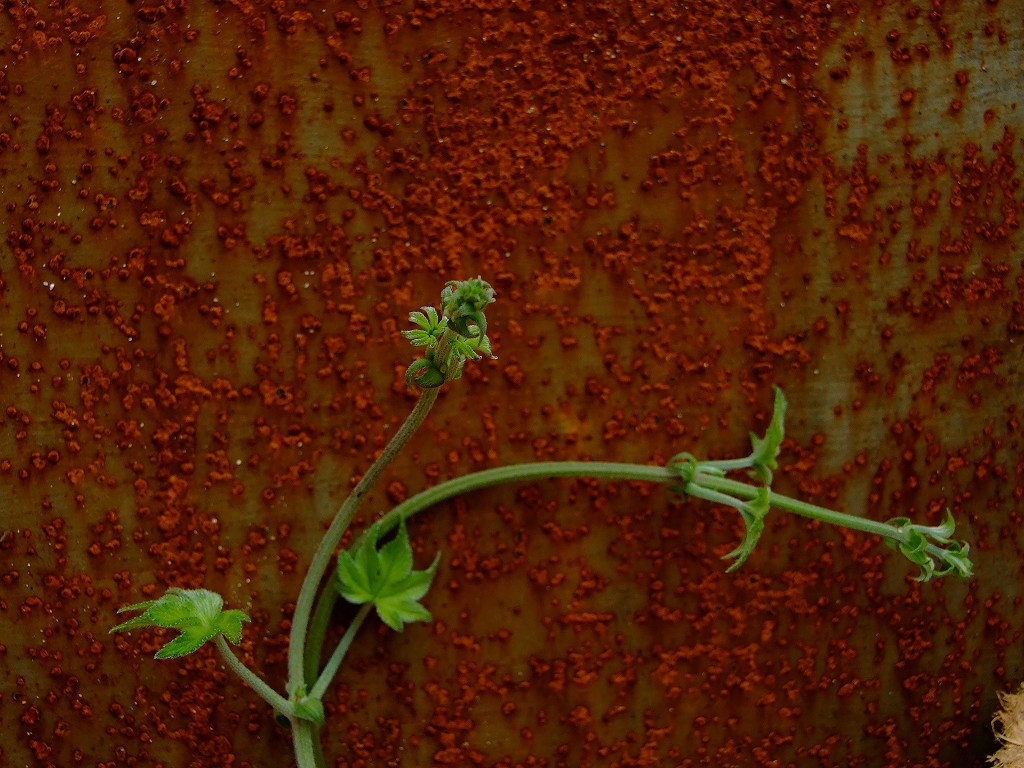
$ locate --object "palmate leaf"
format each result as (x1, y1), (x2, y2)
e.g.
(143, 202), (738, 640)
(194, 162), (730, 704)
(402, 306), (446, 348)
(336, 519), (440, 632)
(111, 588), (250, 659)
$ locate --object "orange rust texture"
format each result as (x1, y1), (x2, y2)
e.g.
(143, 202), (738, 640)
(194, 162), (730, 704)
(0, 2), (1021, 767)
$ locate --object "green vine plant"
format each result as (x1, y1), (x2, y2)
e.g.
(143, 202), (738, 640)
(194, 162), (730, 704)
(110, 277), (974, 766)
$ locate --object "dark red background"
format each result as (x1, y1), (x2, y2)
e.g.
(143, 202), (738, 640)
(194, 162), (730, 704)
(1, 2), (1021, 766)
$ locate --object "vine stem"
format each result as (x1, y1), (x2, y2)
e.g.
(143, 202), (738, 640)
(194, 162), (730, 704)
(291, 719), (324, 768)
(370, 460), (915, 550)
(286, 388), (440, 692)
(296, 456), (958, 768)
(372, 461), (678, 535)
(294, 455), (966, 765)
(214, 636), (293, 716)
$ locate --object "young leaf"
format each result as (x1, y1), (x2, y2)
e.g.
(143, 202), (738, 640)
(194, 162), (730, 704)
(402, 306), (446, 348)
(336, 519), (440, 632)
(111, 588), (250, 660)
(884, 510), (974, 581)
(451, 331), (493, 361)
(749, 386), (787, 483)
(405, 356), (446, 390)
(289, 686), (326, 726)
(440, 276), (496, 339)
(295, 697), (325, 726)
(722, 486), (770, 572)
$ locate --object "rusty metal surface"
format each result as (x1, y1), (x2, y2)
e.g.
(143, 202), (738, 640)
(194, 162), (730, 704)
(1, 2), (1022, 766)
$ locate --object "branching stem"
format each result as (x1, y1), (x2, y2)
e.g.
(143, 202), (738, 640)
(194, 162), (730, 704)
(694, 472), (900, 538)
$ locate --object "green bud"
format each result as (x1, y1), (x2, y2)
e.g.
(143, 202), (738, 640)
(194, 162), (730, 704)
(441, 276), (496, 339)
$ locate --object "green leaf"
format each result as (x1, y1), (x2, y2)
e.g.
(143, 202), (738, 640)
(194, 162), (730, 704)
(336, 519), (440, 632)
(749, 386), (787, 483)
(723, 486), (770, 572)
(110, 588), (250, 660)
(903, 508), (957, 541)
(935, 540), (973, 579)
(451, 331), (493, 361)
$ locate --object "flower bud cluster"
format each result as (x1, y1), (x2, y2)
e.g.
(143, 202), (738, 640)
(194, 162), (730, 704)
(403, 277), (496, 389)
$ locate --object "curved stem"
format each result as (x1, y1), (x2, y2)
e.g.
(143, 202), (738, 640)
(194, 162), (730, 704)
(374, 461), (677, 537)
(287, 389), (440, 692)
(303, 579), (340, 687)
(700, 457), (755, 473)
(215, 636), (293, 717)
(300, 461), (674, 684)
(372, 459), (915, 551)
(295, 456), (962, 762)
(309, 602), (373, 701)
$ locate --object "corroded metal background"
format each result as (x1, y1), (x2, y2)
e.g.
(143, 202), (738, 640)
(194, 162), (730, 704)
(1, 2), (1022, 766)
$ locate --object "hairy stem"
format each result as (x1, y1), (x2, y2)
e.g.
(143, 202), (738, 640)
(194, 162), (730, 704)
(215, 636), (293, 717)
(287, 389), (440, 691)
(292, 719), (325, 768)
(695, 473), (969, 572)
